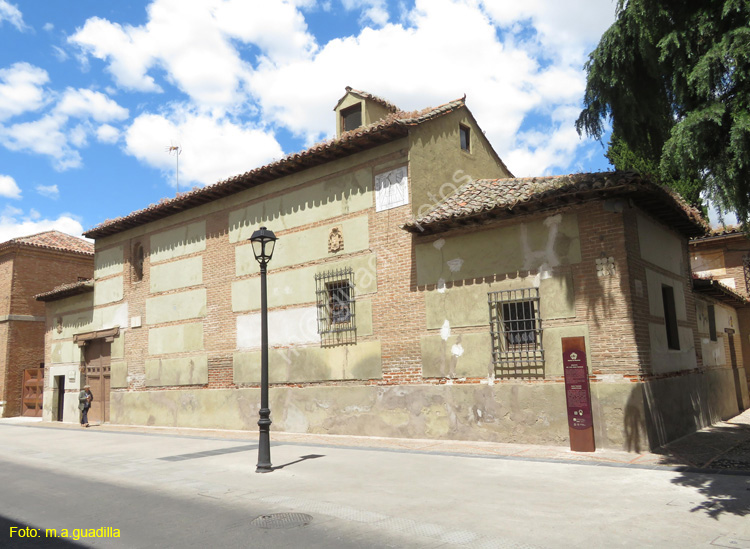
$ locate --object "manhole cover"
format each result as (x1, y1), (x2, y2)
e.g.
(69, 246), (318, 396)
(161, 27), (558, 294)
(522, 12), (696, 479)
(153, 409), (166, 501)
(251, 513), (313, 529)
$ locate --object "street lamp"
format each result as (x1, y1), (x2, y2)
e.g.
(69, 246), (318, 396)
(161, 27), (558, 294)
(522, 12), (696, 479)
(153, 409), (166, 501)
(249, 226), (277, 473)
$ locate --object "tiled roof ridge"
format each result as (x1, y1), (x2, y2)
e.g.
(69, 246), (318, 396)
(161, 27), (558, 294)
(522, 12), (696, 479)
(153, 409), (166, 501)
(34, 278), (94, 302)
(344, 86), (400, 113)
(0, 230), (94, 255)
(403, 171), (709, 237)
(691, 224), (748, 241)
(85, 97), (466, 239)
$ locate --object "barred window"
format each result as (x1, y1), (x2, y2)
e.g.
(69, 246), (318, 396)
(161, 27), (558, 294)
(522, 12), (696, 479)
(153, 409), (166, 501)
(744, 254), (750, 295)
(488, 288), (544, 378)
(315, 267), (356, 346)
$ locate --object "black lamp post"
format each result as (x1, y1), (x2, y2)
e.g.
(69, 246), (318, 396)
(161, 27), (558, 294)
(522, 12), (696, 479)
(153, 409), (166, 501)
(249, 226), (277, 473)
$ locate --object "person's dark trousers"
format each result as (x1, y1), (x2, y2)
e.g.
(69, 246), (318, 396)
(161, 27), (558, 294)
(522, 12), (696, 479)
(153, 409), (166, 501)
(81, 408), (89, 425)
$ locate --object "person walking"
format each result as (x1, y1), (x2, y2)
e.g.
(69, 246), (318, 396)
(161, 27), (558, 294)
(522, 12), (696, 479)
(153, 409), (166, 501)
(78, 385), (93, 427)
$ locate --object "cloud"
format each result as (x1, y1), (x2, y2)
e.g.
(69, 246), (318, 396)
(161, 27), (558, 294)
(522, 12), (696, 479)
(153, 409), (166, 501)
(0, 206), (85, 242)
(0, 86), (128, 170)
(0, 63), (50, 121)
(54, 88), (129, 122)
(249, 0), (615, 175)
(0, 0), (26, 31)
(124, 107), (284, 187)
(0, 115), (82, 170)
(67, 0), (616, 178)
(96, 123), (120, 144)
(36, 184), (59, 199)
(341, 0), (390, 26)
(0, 174), (21, 198)
(479, 0), (617, 65)
(70, 0), (316, 112)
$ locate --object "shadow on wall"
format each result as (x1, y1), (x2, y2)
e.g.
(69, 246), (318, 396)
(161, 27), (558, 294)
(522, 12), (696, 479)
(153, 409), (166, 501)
(228, 173), (373, 236)
(623, 379), (727, 453)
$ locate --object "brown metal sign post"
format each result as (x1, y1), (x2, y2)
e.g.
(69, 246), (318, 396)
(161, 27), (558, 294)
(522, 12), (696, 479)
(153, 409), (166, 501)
(562, 336), (595, 452)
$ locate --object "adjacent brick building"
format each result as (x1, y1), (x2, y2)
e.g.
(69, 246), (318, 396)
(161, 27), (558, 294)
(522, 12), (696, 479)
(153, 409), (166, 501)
(691, 228), (750, 402)
(0, 231), (93, 417)
(37, 89), (749, 450)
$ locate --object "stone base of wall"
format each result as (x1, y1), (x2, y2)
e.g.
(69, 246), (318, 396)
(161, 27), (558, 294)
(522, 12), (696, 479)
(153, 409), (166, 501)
(111, 381), (654, 450)
(109, 368), (747, 452)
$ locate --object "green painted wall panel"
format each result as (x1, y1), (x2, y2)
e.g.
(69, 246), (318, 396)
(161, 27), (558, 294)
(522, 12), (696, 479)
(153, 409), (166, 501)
(415, 214), (581, 286)
(424, 273), (575, 330)
(51, 341), (81, 364)
(232, 253), (377, 312)
(150, 256), (203, 293)
(94, 245), (123, 279)
(145, 355), (208, 386)
(228, 169), (374, 243)
(146, 289), (207, 325)
(148, 322), (204, 355)
(233, 340), (382, 384)
(236, 215), (370, 275)
(150, 221), (206, 264)
(93, 276), (123, 306)
(542, 325), (590, 376)
(111, 361), (128, 388)
(421, 332), (493, 378)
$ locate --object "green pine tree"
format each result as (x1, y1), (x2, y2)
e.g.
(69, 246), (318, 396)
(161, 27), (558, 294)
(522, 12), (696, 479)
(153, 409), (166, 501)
(576, 0), (750, 226)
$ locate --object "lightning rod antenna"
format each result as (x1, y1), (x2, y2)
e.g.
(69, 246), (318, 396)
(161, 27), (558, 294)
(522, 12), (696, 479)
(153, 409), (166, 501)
(166, 145), (182, 195)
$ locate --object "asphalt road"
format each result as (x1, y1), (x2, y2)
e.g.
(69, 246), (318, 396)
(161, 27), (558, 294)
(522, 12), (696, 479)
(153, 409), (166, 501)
(1, 424), (749, 548)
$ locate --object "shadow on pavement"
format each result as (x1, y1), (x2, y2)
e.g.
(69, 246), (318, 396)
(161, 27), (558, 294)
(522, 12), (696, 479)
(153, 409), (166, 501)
(652, 422), (750, 518)
(0, 516), (87, 548)
(272, 454), (325, 470)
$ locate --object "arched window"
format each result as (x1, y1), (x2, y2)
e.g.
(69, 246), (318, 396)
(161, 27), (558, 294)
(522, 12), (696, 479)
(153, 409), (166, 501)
(132, 243), (144, 282)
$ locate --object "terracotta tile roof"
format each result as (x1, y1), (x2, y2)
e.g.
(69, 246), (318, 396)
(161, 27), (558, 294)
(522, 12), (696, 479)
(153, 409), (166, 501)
(84, 97), (467, 239)
(334, 86), (400, 113)
(402, 171), (709, 237)
(692, 276), (749, 307)
(0, 230), (94, 255)
(691, 224), (748, 243)
(34, 278), (94, 302)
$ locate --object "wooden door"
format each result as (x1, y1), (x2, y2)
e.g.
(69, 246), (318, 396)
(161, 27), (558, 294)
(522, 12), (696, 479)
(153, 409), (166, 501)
(22, 368), (44, 417)
(84, 339), (111, 423)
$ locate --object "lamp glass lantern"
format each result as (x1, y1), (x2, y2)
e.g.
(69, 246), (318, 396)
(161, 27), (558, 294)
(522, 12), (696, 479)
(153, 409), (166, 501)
(250, 226), (277, 265)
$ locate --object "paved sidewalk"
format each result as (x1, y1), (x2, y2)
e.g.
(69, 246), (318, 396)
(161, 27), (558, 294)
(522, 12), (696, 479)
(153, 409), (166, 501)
(5, 406), (750, 474)
(1, 412), (750, 548)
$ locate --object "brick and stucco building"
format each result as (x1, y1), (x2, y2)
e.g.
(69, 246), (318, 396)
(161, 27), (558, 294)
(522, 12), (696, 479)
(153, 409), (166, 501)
(37, 89), (749, 450)
(0, 231), (93, 417)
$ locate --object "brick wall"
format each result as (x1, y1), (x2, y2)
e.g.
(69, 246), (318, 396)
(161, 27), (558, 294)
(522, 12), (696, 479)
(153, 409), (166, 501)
(1, 246), (93, 417)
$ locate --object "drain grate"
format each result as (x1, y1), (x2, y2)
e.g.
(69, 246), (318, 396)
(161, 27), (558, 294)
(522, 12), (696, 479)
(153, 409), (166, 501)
(251, 513), (313, 529)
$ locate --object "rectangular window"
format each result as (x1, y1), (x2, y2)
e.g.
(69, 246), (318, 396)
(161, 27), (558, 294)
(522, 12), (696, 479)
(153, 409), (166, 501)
(315, 267), (356, 346)
(341, 104), (362, 132)
(707, 304), (717, 342)
(459, 124), (470, 152)
(744, 254), (750, 295)
(488, 288), (544, 378)
(662, 285), (680, 350)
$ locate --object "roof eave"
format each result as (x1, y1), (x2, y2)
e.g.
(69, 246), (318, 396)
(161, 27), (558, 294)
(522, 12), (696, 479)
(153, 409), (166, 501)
(692, 278), (749, 307)
(403, 179), (707, 237)
(35, 281), (94, 302)
(84, 124), (409, 239)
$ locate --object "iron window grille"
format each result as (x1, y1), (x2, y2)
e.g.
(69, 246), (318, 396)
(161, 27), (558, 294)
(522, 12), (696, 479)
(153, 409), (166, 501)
(744, 254), (750, 296)
(315, 267), (356, 346)
(488, 288), (544, 378)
